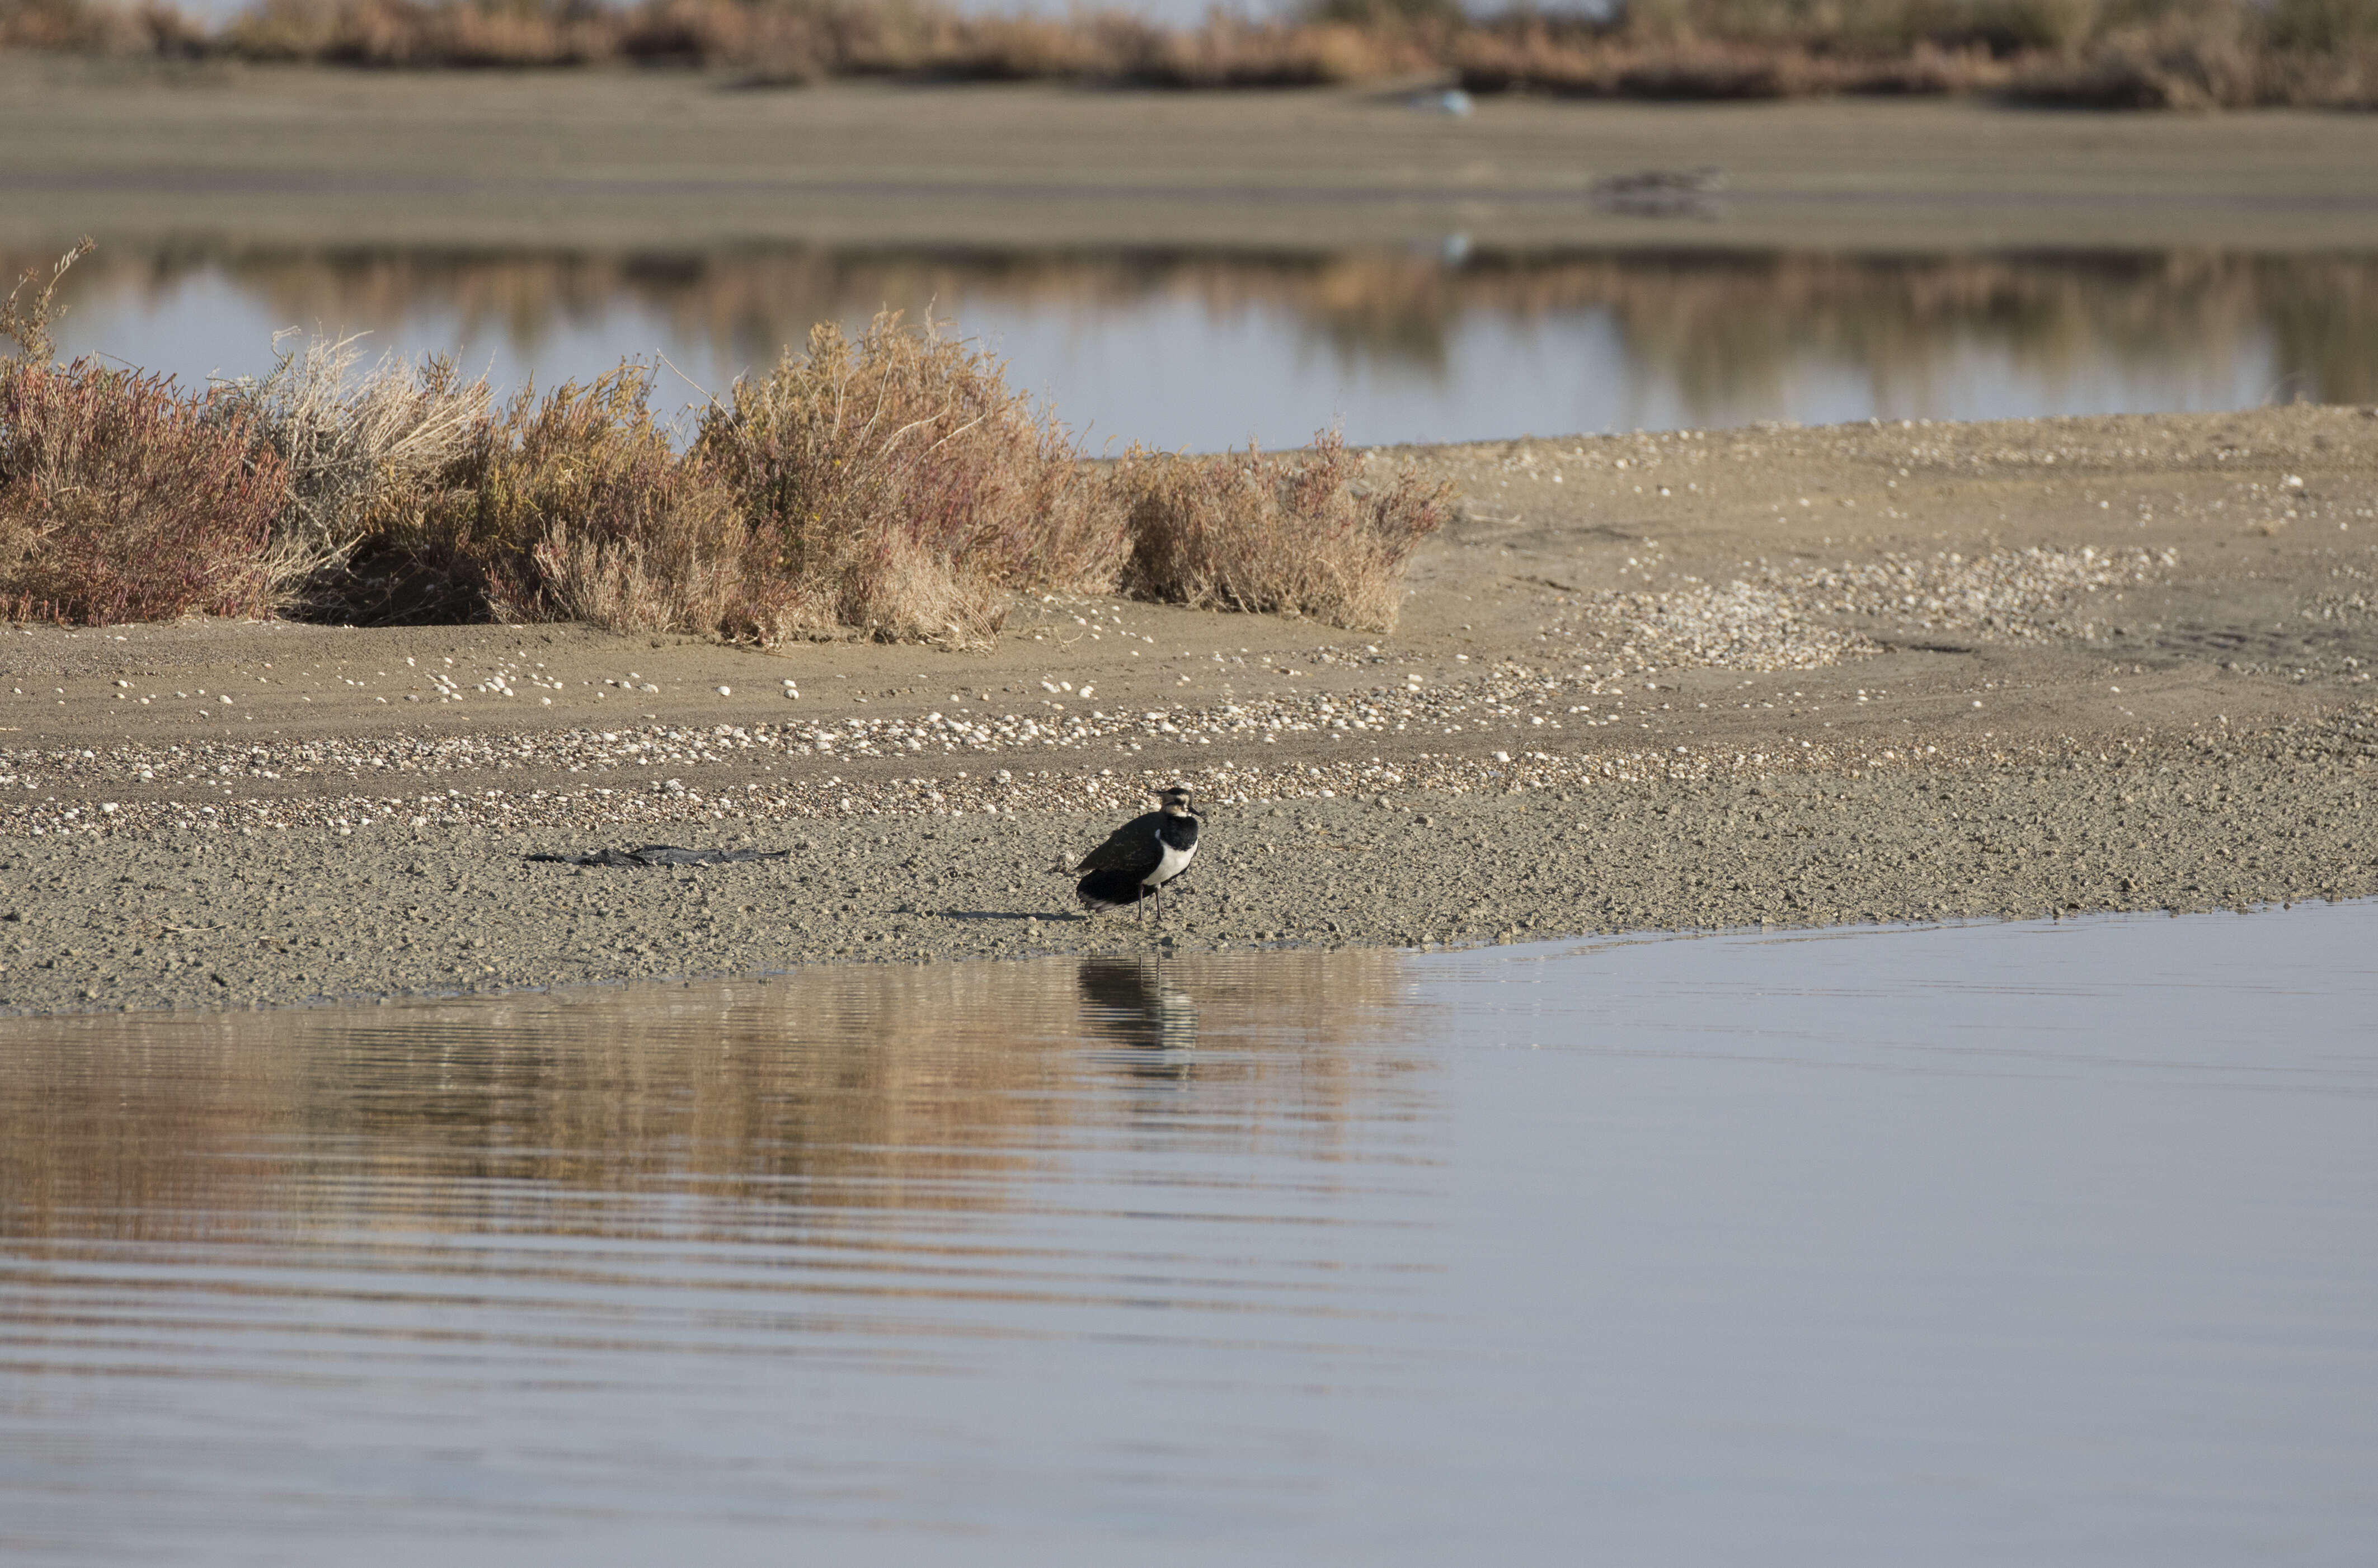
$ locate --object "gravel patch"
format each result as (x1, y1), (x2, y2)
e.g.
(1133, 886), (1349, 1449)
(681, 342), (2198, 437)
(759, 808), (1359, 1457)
(1785, 546), (2179, 642)
(0, 658), (1807, 833)
(1586, 581), (1881, 672)
(0, 545), (2183, 827)
(1515, 546), (2178, 677)
(1, 707), (2372, 1017)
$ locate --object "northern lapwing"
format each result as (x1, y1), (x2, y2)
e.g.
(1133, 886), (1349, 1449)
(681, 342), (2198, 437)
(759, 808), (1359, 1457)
(1061, 785), (1201, 922)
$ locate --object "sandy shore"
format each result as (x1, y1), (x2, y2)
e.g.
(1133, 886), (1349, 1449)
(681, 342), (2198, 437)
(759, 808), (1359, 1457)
(8, 62), (2378, 253)
(3, 404), (2375, 1013)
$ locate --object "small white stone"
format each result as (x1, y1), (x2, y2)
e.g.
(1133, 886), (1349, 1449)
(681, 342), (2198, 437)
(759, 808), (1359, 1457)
(717, 686), (732, 696)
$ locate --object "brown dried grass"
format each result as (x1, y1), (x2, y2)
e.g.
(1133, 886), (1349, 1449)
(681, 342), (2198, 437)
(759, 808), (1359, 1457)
(1455, 0), (2378, 105)
(1115, 15), (1434, 87)
(342, 364), (751, 634)
(223, 0), (614, 65)
(14, 0), (2378, 109)
(15, 0), (1439, 85)
(1455, 15), (2015, 98)
(694, 310), (1127, 646)
(205, 331), (491, 612)
(630, 0), (1434, 86)
(1117, 430), (1453, 632)
(1, 0), (199, 51)
(2006, 5), (2378, 107)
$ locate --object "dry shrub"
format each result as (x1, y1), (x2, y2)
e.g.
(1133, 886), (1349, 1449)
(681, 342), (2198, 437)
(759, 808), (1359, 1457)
(1611, 43), (1808, 96)
(695, 311), (1126, 646)
(2008, 2), (2378, 106)
(225, 0), (615, 65)
(1, 0), (99, 48)
(0, 361), (286, 624)
(1122, 15), (1426, 86)
(622, 0), (950, 81)
(350, 364), (748, 633)
(2266, 0), (2378, 49)
(1457, 14), (2012, 97)
(618, 1), (1430, 86)
(218, 0), (957, 74)
(217, 0), (344, 56)
(1117, 431), (1452, 632)
(621, 0), (826, 77)
(1453, 0), (2370, 103)
(0, 242), (1453, 642)
(0, 0), (191, 51)
(2005, 2), (2253, 105)
(206, 331), (489, 610)
(920, 10), (1146, 80)
(63, 0), (1432, 84)
(1, 238), (284, 626)
(1454, 24), (1614, 92)
(13, 0), (2378, 107)
(0, 237), (91, 371)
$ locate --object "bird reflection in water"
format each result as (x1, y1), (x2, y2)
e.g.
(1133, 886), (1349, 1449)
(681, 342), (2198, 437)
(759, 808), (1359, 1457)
(1076, 958), (1199, 1081)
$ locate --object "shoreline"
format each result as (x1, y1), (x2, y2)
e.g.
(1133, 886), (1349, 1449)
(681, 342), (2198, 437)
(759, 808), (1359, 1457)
(10, 69), (2378, 255)
(1, 709), (2374, 1017)
(4, 405), (2376, 1016)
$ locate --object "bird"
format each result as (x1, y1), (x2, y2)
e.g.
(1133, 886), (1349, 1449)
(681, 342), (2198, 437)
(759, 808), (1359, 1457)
(1060, 785), (1201, 923)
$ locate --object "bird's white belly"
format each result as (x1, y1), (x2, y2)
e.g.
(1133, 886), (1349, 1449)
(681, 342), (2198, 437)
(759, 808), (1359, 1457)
(1144, 837), (1197, 887)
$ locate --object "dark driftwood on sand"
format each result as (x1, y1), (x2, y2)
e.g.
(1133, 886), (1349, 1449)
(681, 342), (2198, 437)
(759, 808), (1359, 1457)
(529, 845), (792, 869)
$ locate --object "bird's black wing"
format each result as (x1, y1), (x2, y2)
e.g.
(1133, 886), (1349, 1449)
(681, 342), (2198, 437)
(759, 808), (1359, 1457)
(1074, 810), (1162, 875)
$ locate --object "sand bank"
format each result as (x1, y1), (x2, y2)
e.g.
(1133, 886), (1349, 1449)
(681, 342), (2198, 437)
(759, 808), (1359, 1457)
(7, 64), (2378, 254)
(3, 404), (2375, 1013)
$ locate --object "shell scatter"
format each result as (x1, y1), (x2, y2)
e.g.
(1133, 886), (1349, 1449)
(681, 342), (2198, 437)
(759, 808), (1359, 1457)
(1068, 785), (1201, 922)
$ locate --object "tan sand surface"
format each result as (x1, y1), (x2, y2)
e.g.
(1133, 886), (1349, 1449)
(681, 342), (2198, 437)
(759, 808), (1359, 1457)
(3, 405), (2374, 1013)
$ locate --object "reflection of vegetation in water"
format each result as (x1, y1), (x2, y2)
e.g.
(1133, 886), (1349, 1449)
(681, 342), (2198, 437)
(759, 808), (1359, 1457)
(1544, 249), (2293, 420)
(17, 243), (2378, 420)
(2252, 254), (2378, 407)
(0, 949), (1423, 1245)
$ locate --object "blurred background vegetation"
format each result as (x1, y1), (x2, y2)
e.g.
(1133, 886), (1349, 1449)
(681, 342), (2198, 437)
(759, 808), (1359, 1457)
(3, 0), (2375, 106)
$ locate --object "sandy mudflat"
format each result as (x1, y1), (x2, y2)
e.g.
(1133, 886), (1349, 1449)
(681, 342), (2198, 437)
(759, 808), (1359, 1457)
(7, 61), (2378, 253)
(3, 404), (2375, 1014)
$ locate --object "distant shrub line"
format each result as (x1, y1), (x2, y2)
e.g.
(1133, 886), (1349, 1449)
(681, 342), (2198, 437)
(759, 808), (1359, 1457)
(0, 244), (1453, 641)
(6, 0), (2377, 108)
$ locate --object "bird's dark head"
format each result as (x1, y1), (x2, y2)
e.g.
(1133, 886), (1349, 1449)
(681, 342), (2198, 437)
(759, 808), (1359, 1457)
(1157, 785), (1194, 816)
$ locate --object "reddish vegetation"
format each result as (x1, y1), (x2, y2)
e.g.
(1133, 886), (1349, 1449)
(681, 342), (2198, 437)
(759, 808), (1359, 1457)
(0, 362), (287, 624)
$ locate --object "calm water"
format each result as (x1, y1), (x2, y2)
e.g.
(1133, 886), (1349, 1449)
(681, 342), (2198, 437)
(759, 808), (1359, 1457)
(27, 245), (2378, 450)
(5, 903), (2377, 1565)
